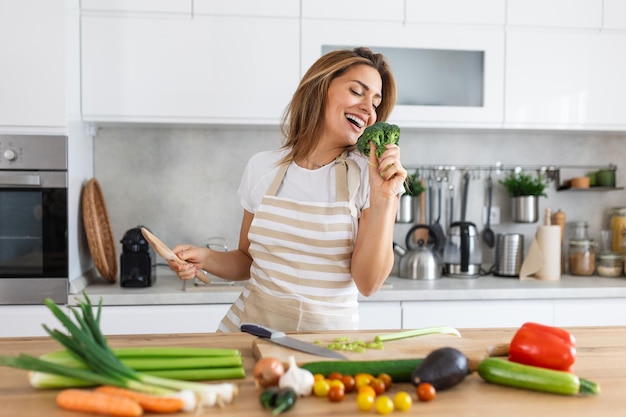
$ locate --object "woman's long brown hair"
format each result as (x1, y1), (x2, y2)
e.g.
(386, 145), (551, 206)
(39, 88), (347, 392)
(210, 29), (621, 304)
(279, 47), (397, 165)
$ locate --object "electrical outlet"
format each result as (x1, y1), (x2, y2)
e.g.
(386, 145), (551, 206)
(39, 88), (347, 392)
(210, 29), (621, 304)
(483, 206), (501, 225)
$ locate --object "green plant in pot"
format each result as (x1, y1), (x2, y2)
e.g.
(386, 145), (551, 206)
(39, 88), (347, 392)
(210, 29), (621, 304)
(397, 170), (425, 223)
(499, 171), (549, 223)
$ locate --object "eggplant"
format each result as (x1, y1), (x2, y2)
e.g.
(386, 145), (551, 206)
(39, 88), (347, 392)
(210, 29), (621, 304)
(411, 347), (469, 390)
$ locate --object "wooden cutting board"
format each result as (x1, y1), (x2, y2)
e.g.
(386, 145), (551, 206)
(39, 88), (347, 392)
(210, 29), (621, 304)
(252, 331), (508, 365)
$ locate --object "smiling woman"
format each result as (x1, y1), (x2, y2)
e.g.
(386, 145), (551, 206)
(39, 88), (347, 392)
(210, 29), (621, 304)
(165, 47), (408, 333)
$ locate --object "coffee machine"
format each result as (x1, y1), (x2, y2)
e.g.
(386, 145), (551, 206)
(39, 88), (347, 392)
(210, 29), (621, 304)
(120, 226), (156, 287)
(443, 221), (482, 277)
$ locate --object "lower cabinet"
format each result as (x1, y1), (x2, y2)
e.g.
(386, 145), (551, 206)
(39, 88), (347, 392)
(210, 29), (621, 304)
(358, 301), (402, 330)
(94, 304), (231, 335)
(0, 305), (66, 337)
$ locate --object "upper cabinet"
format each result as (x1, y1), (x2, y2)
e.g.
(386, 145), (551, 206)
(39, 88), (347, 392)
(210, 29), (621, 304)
(81, 0), (192, 14)
(195, 0), (299, 17)
(507, 0), (603, 29)
(406, 0), (506, 25)
(604, 0), (626, 30)
(301, 0), (404, 21)
(81, 6), (299, 125)
(0, 0), (66, 133)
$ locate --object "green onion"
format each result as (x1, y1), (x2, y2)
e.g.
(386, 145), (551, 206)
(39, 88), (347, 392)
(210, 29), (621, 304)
(0, 295), (239, 411)
(374, 326), (462, 343)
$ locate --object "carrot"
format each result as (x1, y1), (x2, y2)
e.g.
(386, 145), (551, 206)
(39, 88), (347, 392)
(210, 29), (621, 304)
(56, 389), (143, 417)
(95, 385), (185, 413)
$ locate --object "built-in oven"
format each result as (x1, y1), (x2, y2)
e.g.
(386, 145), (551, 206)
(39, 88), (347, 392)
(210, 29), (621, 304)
(0, 135), (68, 305)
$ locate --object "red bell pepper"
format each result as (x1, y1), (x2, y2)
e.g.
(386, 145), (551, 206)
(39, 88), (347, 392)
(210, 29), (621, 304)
(508, 322), (576, 372)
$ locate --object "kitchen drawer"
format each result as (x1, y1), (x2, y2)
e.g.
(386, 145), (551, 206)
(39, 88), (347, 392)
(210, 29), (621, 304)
(0, 305), (67, 337)
(359, 302), (402, 330)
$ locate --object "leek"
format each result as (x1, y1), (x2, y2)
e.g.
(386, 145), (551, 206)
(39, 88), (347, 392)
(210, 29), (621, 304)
(374, 326), (462, 343)
(0, 295), (239, 411)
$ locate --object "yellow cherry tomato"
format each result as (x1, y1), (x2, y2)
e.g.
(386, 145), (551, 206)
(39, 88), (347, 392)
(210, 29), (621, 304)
(313, 373), (325, 382)
(393, 391), (413, 412)
(329, 379), (345, 391)
(313, 378), (330, 397)
(375, 395), (394, 415)
(356, 392), (375, 412)
(355, 373), (374, 389)
(357, 385), (376, 398)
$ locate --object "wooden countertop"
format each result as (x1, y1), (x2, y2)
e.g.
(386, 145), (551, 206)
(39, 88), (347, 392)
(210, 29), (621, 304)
(1, 327), (625, 416)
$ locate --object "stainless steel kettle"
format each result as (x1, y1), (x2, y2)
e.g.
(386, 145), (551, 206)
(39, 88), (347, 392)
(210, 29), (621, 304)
(443, 221), (482, 277)
(394, 225), (442, 280)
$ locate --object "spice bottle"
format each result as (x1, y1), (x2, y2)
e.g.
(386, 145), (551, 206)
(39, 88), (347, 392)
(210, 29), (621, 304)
(596, 252), (623, 277)
(568, 239), (596, 276)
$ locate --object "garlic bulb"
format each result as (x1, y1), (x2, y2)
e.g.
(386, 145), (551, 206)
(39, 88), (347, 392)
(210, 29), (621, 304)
(278, 356), (314, 397)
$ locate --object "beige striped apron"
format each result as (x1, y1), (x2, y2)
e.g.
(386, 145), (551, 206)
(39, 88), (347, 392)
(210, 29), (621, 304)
(218, 152), (361, 332)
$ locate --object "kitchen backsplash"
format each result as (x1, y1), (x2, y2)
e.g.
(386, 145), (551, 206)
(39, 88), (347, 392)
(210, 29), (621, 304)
(94, 126), (626, 266)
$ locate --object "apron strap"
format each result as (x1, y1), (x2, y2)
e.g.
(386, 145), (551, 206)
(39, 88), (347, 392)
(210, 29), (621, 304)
(266, 163), (290, 197)
(335, 151), (361, 217)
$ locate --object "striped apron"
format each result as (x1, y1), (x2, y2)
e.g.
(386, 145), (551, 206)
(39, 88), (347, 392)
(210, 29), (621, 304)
(218, 152), (361, 332)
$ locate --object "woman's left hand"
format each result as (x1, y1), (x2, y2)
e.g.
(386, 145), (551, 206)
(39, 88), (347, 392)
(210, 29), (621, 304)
(368, 141), (407, 198)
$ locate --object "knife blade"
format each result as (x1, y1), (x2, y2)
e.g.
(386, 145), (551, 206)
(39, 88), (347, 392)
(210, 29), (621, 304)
(240, 323), (349, 360)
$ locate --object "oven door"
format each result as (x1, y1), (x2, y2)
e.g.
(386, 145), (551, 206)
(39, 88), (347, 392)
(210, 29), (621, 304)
(0, 171), (68, 304)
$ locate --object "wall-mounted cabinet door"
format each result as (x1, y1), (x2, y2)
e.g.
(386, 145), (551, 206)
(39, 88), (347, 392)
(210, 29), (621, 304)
(505, 30), (626, 130)
(302, 20), (505, 128)
(0, 0), (65, 132)
(301, 0), (403, 21)
(195, 0), (299, 17)
(82, 15), (299, 124)
(81, 0), (192, 14)
(405, 0), (506, 25)
(506, 0), (602, 29)
(604, 0), (626, 30)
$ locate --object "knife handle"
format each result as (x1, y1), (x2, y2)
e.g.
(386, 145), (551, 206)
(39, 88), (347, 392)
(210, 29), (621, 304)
(240, 323), (286, 339)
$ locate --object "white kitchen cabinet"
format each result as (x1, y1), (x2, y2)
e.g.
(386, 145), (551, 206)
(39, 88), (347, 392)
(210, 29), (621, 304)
(402, 300), (554, 329)
(604, 0), (626, 30)
(301, 20), (505, 128)
(405, 0), (505, 25)
(505, 30), (626, 129)
(358, 302), (402, 330)
(0, 0), (65, 133)
(93, 304), (230, 335)
(0, 305), (67, 337)
(81, 0), (192, 14)
(194, 0), (299, 18)
(553, 298), (626, 327)
(506, 0), (602, 29)
(81, 15), (299, 124)
(301, 0), (403, 22)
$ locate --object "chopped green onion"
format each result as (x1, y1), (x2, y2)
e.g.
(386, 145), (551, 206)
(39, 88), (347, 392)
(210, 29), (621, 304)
(374, 326), (462, 343)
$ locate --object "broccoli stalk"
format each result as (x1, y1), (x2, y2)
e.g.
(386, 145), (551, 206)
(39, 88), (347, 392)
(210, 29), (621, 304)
(357, 122), (400, 158)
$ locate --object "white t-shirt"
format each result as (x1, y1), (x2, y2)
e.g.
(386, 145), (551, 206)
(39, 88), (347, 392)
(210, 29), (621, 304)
(238, 149), (371, 237)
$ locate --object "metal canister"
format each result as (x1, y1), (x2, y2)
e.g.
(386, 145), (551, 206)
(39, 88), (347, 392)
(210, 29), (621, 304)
(494, 233), (524, 277)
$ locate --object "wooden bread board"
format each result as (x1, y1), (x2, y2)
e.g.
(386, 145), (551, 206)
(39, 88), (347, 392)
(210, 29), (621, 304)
(252, 331), (508, 365)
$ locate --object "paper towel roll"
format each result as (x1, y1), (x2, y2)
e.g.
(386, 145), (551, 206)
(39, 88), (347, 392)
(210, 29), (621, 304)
(535, 225), (562, 280)
(519, 225), (561, 281)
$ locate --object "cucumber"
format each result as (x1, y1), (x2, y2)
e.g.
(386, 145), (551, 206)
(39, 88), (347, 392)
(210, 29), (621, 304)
(477, 357), (600, 395)
(301, 358), (424, 383)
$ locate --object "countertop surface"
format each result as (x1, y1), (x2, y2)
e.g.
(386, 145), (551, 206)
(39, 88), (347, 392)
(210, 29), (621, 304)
(1, 326), (624, 416)
(69, 266), (626, 306)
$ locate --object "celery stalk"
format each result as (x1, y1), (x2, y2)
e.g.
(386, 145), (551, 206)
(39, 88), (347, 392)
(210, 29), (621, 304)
(374, 326), (461, 343)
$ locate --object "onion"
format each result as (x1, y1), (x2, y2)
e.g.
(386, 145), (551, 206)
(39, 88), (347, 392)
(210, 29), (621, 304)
(253, 357), (285, 388)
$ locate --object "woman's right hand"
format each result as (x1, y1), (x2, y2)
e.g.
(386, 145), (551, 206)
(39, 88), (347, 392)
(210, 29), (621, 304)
(168, 244), (210, 280)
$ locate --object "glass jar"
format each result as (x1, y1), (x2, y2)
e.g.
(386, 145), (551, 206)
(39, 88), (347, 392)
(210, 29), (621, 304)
(610, 208), (626, 252)
(596, 252), (623, 277)
(568, 239), (596, 276)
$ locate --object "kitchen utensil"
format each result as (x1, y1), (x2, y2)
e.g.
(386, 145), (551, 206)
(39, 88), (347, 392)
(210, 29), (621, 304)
(461, 172), (470, 221)
(394, 229), (442, 280)
(240, 323), (348, 360)
(482, 175), (495, 248)
(430, 177), (446, 252)
(443, 221), (482, 277)
(413, 179), (430, 243)
(140, 227), (210, 284)
(494, 233), (524, 277)
(448, 184), (454, 229)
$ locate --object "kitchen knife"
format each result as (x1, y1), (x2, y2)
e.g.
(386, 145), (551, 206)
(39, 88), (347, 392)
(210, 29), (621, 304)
(240, 323), (349, 360)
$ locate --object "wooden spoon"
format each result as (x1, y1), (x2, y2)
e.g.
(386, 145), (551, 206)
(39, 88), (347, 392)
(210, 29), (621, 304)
(140, 227), (210, 284)
(413, 180), (430, 243)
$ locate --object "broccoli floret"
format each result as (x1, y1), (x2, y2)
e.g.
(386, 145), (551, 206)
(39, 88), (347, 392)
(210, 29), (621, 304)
(357, 122), (400, 158)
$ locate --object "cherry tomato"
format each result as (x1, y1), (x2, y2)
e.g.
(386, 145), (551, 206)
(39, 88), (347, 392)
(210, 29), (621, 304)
(393, 391), (413, 412)
(313, 373), (325, 382)
(329, 379), (345, 391)
(357, 385), (376, 398)
(341, 375), (356, 393)
(327, 371), (343, 381)
(374, 395), (394, 415)
(377, 373), (393, 390)
(356, 392), (375, 412)
(370, 378), (386, 396)
(328, 385), (345, 402)
(313, 379), (330, 397)
(355, 373), (373, 389)
(416, 382), (437, 402)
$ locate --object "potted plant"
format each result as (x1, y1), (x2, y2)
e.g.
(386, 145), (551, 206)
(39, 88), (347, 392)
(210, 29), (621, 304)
(499, 171), (549, 223)
(397, 170), (426, 223)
